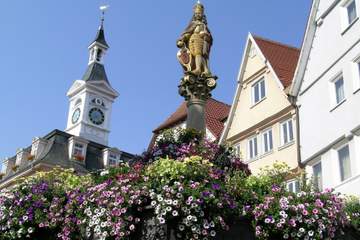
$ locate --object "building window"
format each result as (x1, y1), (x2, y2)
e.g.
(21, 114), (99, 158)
(334, 77), (345, 104)
(249, 46), (256, 58)
(313, 162), (323, 191)
(109, 153), (118, 166)
(262, 129), (273, 154)
(73, 143), (84, 156)
(233, 144), (241, 157)
(352, 59), (360, 91)
(346, 0), (357, 25)
(252, 78), (266, 105)
(338, 145), (351, 181)
(248, 136), (258, 160)
(280, 119), (294, 146)
(287, 180), (300, 193)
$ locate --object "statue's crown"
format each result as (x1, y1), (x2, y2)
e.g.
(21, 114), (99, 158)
(194, 2), (204, 14)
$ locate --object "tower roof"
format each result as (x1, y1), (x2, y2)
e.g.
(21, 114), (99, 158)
(92, 24), (109, 48)
(82, 62), (109, 83)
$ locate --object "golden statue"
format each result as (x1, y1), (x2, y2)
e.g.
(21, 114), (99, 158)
(177, 2), (213, 77)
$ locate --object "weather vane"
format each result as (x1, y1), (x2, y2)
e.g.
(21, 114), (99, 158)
(99, 5), (110, 25)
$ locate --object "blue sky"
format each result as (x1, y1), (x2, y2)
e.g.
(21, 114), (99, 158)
(0, 1), (310, 164)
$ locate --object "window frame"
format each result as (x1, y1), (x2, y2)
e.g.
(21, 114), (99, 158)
(280, 119), (294, 146)
(287, 179), (300, 193)
(261, 128), (273, 154)
(337, 144), (351, 182)
(248, 135), (259, 161)
(352, 56), (360, 93)
(233, 143), (241, 158)
(312, 162), (323, 191)
(108, 153), (119, 166)
(73, 143), (84, 156)
(334, 76), (346, 105)
(341, 0), (359, 33)
(346, 0), (358, 25)
(251, 78), (266, 105)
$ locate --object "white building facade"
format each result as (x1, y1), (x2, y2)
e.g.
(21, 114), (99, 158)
(291, 0), (360, 196)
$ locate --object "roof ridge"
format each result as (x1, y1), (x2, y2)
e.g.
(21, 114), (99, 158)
(209, 97), (231, 107)
(252, 34), (300, 52)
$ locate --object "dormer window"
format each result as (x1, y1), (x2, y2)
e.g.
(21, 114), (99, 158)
(74, 143), (84, 156)
(109, 153), (118, 166)
(103, 148), (122, 168)
(30, 137), (47, 160)
(68, 136), (88, 163)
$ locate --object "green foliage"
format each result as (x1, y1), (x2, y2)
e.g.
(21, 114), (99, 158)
(145, 156), (212, 188)
(92, 163), (132, 184)
(344, 196), (360, 231)
(226, 162), (290, 207)
(16, 167), (92, 192)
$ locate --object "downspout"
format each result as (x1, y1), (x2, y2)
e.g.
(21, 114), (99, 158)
(289, 95), (303, 169)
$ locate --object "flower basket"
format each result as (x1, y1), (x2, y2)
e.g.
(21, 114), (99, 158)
(27, 154), (35, 161)
(11, 165), (19, 172)
(73, 154), (85, 162)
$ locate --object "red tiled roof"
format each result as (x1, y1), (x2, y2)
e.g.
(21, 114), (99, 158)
(253, 35), (300, 88)
(153, 98), (230, 140)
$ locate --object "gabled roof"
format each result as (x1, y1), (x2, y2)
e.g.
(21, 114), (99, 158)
(219, 34), (301, 144)
(151, 98), (230, 146)
(253, 35), (300, 88)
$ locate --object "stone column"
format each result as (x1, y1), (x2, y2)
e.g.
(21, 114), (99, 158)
(178, 73), (217, 133)
(186, 98), (206, 132)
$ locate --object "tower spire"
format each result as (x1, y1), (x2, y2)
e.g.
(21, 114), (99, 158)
(92, 5), (110, 48)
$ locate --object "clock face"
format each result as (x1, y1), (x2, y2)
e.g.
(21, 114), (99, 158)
(72, 108), (81, 124)
(89, 108), (105, 125)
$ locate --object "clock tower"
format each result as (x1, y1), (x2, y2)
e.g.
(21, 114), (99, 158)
(65, 12), (118, 146)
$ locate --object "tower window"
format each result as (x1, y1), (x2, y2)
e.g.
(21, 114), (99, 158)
(90, 49), (95, 61)
(96, 49), (103, 62)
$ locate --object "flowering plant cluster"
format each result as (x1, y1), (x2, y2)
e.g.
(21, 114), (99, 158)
(59, 164), (148, 240)
(146, 156), (238, 240)
(0, 168), (92, 239)
(252, 188), (349, 240)
(0, 129), (358, 240)
(142, 128), (250, 174)
(73, 154), (85, 161)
